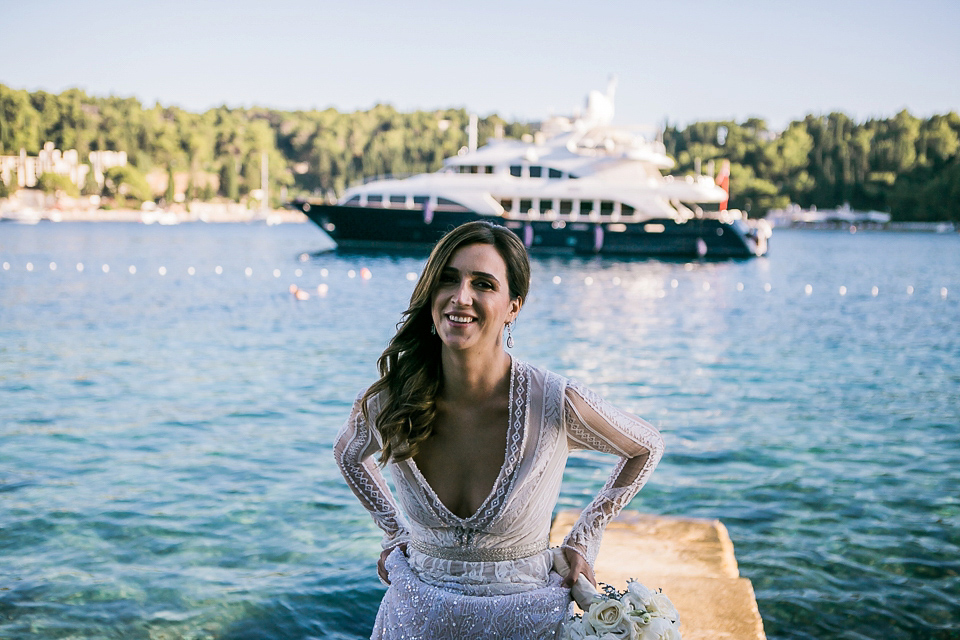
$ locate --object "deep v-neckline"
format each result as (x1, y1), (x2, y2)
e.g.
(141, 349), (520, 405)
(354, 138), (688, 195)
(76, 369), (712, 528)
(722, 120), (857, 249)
(407, 357), (527, 524)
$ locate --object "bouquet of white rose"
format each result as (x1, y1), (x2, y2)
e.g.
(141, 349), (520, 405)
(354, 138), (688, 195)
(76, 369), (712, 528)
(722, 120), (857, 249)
(553, 549), (680, 640)
(560, 579), (681, 640)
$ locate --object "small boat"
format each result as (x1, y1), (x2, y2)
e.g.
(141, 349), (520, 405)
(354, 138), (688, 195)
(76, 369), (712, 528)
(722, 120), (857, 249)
(291, 82), (770, 258)
(765, 203), (891, 229)
(0, 206), (42, 224)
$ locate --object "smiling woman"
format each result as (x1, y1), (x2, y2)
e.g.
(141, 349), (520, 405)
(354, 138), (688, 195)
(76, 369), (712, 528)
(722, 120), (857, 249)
(430, 244), (521, 355)
(333, 220), (665, 639)
(358, 222), (531, 467)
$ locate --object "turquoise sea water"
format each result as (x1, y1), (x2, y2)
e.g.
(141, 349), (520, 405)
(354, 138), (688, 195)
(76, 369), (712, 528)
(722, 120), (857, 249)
(1, 223), (958, 639)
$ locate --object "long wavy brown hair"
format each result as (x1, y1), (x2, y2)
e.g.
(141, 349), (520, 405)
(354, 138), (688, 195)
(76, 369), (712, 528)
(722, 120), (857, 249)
(361, 220), (531, 465)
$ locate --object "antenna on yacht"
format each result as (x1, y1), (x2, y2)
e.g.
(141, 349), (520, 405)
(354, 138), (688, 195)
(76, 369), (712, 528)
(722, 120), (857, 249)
(605, 75), (618, 103)
(468, 114), (478, 152)
(584, 75), (617, 127)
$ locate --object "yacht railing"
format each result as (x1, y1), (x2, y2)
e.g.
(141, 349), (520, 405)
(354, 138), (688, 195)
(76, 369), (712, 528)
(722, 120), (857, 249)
(347, 173), (420, 188)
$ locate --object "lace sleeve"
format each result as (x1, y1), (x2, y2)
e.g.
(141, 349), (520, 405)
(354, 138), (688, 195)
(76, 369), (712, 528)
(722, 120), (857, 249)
(561, 380), (664, 566)
(333, 392), (410, 551)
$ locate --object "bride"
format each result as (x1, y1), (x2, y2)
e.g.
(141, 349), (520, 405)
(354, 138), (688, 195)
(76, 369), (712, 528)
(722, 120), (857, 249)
(335, 221), (664, 638)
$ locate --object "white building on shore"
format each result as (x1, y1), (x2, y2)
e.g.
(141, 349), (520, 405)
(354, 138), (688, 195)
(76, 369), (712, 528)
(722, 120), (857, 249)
(0, 143), (126, 190)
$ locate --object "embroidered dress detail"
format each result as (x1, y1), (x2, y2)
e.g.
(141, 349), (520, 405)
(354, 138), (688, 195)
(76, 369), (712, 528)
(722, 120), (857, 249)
(375, 549), (570, 639)
(333, 392), (410, 551)
(333, 361), (665, 639)
(560, 380), (664, 565)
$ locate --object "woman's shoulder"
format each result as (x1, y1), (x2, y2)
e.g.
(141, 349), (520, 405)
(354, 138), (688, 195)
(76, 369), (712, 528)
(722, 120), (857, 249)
(516, 360), (572, 411)
(517, 359), (572, 388)
(352, 385), (389, 416)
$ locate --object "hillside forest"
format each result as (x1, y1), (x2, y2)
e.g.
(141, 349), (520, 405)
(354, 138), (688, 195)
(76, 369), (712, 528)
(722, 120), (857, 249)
(1, 84), (958, 222)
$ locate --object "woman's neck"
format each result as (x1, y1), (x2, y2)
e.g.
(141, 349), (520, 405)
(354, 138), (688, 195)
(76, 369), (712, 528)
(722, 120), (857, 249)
(440, 348), (512, 402)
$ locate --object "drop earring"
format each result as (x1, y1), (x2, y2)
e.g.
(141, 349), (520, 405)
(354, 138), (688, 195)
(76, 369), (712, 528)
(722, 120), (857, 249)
(430, 324), (436, 335)
(506, 321), (515, 349)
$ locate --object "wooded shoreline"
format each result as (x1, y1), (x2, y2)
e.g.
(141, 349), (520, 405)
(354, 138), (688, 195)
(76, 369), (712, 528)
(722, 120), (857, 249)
(1, 84), (957, 223)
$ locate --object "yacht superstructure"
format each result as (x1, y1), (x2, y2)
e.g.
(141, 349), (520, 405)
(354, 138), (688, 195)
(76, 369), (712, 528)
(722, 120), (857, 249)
(292, 82), (770, 258)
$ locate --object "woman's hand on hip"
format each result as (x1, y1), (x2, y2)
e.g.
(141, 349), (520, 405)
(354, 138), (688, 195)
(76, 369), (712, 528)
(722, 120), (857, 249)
(378, 542), (407, 584)
(561, 546), (596, 588)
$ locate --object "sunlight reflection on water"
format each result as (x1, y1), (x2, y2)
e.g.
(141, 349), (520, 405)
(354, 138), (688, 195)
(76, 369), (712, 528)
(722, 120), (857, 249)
(1, 224), (958, 638)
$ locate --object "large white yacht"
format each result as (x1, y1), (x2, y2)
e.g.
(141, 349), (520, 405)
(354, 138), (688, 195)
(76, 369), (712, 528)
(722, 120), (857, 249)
(292, 82), (770, 258)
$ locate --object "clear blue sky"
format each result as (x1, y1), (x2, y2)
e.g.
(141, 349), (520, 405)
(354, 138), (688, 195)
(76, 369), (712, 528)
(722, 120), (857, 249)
(2, 0), (958, 130)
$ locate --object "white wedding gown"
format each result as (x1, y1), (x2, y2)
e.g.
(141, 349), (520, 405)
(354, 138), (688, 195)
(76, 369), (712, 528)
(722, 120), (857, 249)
(334, 358), (664, 639)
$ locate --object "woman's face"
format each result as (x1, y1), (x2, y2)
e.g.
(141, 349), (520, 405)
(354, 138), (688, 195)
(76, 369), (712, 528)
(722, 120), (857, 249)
(430, 243), (521, 354)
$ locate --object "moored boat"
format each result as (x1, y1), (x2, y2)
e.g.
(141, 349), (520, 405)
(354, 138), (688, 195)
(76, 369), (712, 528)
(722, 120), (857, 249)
(291, 82), (771, 258)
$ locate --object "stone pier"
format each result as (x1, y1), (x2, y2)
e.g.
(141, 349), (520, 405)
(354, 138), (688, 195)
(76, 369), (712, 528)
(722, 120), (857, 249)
(550, 510), (766, 640)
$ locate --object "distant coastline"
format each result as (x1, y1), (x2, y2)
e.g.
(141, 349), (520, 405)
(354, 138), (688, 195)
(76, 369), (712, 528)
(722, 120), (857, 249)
(2, 83), (959, 225)
(0, 202), (308, 225)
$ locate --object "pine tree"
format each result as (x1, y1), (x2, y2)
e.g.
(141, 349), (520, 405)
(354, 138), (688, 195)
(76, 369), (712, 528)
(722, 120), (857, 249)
(165, 165), (175, 203)
(219, 159), (238, 201)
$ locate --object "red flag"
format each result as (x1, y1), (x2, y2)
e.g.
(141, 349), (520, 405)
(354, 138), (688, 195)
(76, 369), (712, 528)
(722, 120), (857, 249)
(716, 159), (730, 211)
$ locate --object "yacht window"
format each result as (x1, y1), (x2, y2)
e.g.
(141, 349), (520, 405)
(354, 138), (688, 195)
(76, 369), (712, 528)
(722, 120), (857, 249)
(622, 203), (635, 216)
(568, 173), (579, 179)
(539, 199), (553, 213)
(519, 199), (533, 213)
(389, 195), (406, 205)
(579, 200), (594, 216)
(559, 200), (573, 214)
(413, 195), (430, 207)
(600, 201), (615, 215)
(510, 165), (522, 177)
(484, 165), (494, 174)
(499, 198), (513, 212)
(344, 195), (361, 205)
(529, 166), (543, 178)
(436, 197), (470, 212)
(367, 195), (383, 205)
(548, 168), (563, 179)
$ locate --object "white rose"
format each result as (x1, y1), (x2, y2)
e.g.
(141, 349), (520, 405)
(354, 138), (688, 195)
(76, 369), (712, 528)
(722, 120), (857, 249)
(627, 607), (652, 626)
(586, 599), (627, 634)
(620, 594), (644, 615)
(585, 599), (637, 639)
(626, 581), (654, 607)
(637, 617), (680, 640)
(600, 624), (637, 640)
(562, 620), (588, 640)
(647, 593), (680, 623)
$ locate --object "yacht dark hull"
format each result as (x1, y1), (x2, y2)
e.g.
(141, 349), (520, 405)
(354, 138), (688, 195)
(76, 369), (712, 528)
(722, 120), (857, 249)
(293, 200), (766, 258)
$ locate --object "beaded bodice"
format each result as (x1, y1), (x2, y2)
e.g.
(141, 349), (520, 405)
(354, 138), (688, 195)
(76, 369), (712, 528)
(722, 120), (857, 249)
(334, 359), (664, 575)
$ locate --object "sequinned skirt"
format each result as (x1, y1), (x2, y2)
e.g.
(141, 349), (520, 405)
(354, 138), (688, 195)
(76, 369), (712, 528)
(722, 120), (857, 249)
(372, 548), (572, 639)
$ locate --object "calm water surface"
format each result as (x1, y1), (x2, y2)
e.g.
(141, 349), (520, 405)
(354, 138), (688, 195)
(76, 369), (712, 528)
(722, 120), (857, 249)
(1, 223), (958, 639)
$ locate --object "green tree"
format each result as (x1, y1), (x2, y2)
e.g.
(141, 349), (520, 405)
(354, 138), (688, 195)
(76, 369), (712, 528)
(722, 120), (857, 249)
(165, 165), (175, 203)
(81, 166), (100, 196)
(37, 172), (80, 196)
(104, 165), (151, 203)
(0, 86), (42, 153)
(219, 158), (238, 201)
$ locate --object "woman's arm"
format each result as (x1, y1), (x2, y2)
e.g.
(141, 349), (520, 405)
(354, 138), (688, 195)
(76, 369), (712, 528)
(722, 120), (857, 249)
(333, 393), (410, 563)
(561, 380), (665, 567)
